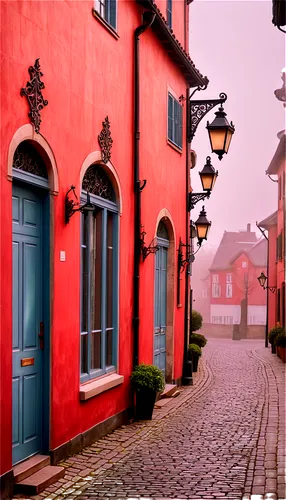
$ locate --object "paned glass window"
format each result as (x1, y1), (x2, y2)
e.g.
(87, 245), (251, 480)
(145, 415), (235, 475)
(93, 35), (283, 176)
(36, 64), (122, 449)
(226, 273), (232, 283)
(95, 0), (117, 29)
(212, 274), (219, 283)
(212, 283), (221, 298)
(80, 166), (118, 382)
(226, 283), (232, 298)
(168, 93), (182, 149)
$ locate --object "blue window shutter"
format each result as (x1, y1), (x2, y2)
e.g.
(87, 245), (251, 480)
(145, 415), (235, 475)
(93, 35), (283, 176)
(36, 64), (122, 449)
(168, 94), (173, 142)
(109, 0), (116, 28)
(178, 102), (182, 148)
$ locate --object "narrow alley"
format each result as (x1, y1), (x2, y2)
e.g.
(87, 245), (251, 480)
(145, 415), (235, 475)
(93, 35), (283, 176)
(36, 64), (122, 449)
(28, 340), (285, 500)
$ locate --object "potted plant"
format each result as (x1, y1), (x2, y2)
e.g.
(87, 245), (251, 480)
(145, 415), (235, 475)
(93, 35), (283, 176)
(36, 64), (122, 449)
(189, 333), (207, 348)
(187, 343), (202, 372)
(269, 325), (284, 354)
(130, 363), (165, 420)
(274, 329), (286, 363)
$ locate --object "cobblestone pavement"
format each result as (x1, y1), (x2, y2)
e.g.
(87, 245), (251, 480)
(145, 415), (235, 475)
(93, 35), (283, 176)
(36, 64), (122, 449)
(19, 339), (285, 500)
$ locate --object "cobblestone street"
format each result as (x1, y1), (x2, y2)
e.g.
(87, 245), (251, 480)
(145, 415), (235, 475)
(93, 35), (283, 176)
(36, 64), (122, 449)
(27, 340), (285, 500)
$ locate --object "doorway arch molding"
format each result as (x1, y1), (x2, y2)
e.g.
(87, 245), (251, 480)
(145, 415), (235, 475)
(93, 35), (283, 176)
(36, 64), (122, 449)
(154, 208), (176, 383)
(80, 152), (123, 215)
(7, 124), (59, 194)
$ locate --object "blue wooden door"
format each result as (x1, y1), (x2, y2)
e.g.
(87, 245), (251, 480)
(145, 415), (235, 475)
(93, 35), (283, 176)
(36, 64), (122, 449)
(154, 241), (169, 378)
(12, 183), (43, 464)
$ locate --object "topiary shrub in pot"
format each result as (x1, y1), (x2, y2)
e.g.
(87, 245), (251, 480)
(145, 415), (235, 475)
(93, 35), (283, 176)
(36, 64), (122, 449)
(190, 333), (207, 348)
(187, 343), (202, 372)
(191, 310), (203, 333)
(130, 363), (165, 420)
(274, 329), (286, 363)
(269, 325), (284, 354)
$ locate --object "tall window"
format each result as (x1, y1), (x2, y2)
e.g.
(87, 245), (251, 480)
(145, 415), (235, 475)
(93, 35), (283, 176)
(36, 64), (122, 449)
(167, 0), (172, 28)
(168, 93), (182, 149)
(212, 284), (221, 298)
(80, 166), (118, 382)
(95, 0), (117, 29)
(226, 284), (232, 298)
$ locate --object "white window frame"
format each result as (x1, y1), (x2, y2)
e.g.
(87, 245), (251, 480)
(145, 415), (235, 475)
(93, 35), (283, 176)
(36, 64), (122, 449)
(212, 283), (221, 298)
(94, 0), (117, 30)
(226, 283), (233, 298)
(242, 261), (247, 268)
(226, 273), (232, 283)
(212, 274), (219, 283)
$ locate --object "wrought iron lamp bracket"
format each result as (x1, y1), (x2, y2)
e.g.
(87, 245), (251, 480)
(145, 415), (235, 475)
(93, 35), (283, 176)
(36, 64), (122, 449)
(140, 226), (159, 261)
(264, 285), (277, 295)
(188, 191), (210, 211)
(65, 185), (93, 224)
(188, 92), (227, 142)
(178, 238), (190, 273)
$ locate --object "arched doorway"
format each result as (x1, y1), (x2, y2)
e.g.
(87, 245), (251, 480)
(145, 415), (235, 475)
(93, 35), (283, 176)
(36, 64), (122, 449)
(154, 221), (169, 380)
(11, 141), (50, 465)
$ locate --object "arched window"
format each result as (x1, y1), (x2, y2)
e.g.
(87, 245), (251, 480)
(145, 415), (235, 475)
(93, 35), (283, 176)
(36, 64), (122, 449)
(80, 165), (119, 382)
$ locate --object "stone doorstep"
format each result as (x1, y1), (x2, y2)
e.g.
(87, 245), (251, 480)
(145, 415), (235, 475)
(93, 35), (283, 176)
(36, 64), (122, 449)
(13, 454), (51, 483)
(159, 384), (178, 399)
(14, 465), (65, 495)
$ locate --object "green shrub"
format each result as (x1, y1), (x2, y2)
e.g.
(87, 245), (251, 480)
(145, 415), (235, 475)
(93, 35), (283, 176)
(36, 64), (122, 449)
(274, 329), (286, 348)
(188, 343), (202, 359)
(130, 363), (165, 393)
(190, 333), (207, 348)
(191, 310), (203, 332)
(269, 326), (284, 345)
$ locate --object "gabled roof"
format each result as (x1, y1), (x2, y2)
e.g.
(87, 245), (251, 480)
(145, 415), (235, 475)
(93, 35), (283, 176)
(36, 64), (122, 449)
(136, 0), (209, 88)
(209, 229), (257, 271)
(247, 238), (267, 267)
(229, 238), (267, 268)
(266, 130), (286, 175)
(259, 211), (278, 228)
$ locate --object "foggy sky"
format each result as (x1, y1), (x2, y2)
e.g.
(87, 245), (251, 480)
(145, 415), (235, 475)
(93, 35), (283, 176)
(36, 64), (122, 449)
(189, 0), (285, 248)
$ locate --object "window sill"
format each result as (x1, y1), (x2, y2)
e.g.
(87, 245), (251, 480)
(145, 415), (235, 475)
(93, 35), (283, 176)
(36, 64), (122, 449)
(167, 139), (183, 154)
(92, 9), (119, 40)
(80, 373), (124, 401)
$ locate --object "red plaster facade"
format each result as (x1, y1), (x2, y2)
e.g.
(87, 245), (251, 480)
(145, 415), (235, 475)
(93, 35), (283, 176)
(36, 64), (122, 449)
(259, 130), (286, 331)
(0, 0), (208, 489)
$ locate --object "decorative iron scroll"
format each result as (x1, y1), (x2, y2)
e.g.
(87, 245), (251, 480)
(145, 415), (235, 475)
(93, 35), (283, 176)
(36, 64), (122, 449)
(13, 142), (48, 179)
(98, 116), (113, 164)
(82, 165), (115, 202)
(188, 93), (227, 142)
(20, 58), (48, 134)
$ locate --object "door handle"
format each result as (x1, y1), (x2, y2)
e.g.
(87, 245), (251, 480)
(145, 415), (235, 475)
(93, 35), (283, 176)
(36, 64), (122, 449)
(39, 322), (44, 350)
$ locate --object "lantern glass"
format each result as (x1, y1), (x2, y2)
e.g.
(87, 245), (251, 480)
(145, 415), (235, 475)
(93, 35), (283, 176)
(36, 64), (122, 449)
(206, 105), (235, 160)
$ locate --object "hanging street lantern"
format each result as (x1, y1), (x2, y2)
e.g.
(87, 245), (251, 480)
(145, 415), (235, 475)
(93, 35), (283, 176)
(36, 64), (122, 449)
(206, 105), (235, 160)
(199, 156), (218, 192)
(194, 205), (211, 245)
(257, 271), (267, 289)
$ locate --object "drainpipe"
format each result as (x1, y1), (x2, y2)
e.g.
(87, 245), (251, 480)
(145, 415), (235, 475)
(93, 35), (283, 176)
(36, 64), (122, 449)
(133, 11), (156, 369)
(256, 222), (269, 348)
(182, 86), (193, 385)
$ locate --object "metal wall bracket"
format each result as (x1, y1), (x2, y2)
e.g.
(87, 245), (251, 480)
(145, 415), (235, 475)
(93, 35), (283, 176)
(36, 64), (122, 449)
(188, 191), (210, 211)
(188, 92), (227, 142)
(140, 226), (159, 261)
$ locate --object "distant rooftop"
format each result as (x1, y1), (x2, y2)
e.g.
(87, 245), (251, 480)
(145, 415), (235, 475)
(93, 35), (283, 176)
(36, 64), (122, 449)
(209, 224), (261, 271)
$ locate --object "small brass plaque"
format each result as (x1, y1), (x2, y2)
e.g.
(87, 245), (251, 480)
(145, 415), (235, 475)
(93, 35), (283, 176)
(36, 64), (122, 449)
(21, 357), (34, 367)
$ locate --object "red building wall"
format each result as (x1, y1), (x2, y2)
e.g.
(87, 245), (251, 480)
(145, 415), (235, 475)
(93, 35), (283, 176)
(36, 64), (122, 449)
(0, 0), (194, 478)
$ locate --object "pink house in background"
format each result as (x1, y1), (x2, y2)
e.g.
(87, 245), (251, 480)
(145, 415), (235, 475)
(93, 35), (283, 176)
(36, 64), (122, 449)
(208, 226), (267, 326)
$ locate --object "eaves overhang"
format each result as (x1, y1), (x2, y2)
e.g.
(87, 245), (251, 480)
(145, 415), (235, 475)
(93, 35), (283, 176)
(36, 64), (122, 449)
(266, 130), (286, 175)
(136, 0), (209, 88)
(259, 211), (278, 229)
